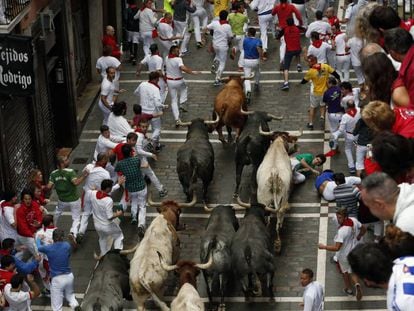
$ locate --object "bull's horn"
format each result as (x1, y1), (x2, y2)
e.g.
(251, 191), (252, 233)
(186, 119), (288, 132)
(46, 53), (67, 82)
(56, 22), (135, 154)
(93, 252), (102, 261)
(120, 244), (139, 255)
(265, 206), (278, 214)
(259, 125), (273, 136)
(236, 196), (251, 208)
(232, 204), (248, 211)
(290, 128), (303, 137)
(241, 73), (255, 80)
(267, 113), (283, 120)
(176, 120), (192, 127)
(204, 203), (215, 212)
(194, 253), (214, 270)
(157, 251), (178, 271)
(240, 106), (254, 115)
(204, 113), (220, 125)
(147, 192), (162, 207)
(178, 193), (197, 208)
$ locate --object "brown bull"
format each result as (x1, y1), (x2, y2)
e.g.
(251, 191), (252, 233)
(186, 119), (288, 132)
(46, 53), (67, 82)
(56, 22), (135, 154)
(213, 75), (251, 144)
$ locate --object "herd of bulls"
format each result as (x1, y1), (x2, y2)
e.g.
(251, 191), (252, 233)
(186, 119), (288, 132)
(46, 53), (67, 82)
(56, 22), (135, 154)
(81, 75), (303, 310)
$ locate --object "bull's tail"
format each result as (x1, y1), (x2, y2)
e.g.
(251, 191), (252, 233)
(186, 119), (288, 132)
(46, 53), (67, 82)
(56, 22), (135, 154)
(189, 156), (199, 196)
(202, 235), (217, 263)
(140, 279), (170, 311)
(244, 245), (252, 267)
(271, 172), (283, 211)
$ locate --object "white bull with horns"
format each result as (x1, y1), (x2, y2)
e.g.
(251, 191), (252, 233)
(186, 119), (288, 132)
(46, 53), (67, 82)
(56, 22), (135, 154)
(128, 194), (197, 311)
(256, 127), (302, 252)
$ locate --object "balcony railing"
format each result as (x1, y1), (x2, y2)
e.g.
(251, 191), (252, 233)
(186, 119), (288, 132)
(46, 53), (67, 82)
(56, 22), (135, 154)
(0, 0), (31, 25)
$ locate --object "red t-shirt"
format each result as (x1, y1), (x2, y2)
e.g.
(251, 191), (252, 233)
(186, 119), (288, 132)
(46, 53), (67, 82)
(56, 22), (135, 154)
(0, 269), (15, 291)
(272, 3), (302, 28)
(133, 113), (154, 129)
(392, 107), (414, 138)
(102, 35), (121, 60)
(396, 45), (414, 109)
(283, 25), (301, 51)
(15, 202), (43, 237)
(113, 143), (126, 161)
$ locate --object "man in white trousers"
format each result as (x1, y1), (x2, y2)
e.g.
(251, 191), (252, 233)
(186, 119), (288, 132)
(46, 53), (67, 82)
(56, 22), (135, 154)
(38, 229), (81, 311)
(135, 0), (158, 56)
(89, 179), (124, 257)
(172, 0), (196, 56)
(243, 27), (263, 104)
(207, 10), (233, 86)
(165, 45), (200, 127)
(191, 0), (208, 48)
(247, 0), (275, 60)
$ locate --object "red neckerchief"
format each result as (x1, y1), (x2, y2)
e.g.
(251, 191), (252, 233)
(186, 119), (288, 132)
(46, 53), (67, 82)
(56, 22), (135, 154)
(160, 18), (174, 28)
(312, 39), (323, 48)
(328, 17), (339, 26)
(312, 64), (322, 71)
(347, 107), (357, 117)
(0, 249), (9, 256)
(43, 225), (56, 231)
(168, 54), (178, 58)
(129, 4), (137, 10)
(149, 81), (160, 89)
(96, 191), (109, 200)
(140, 5), (147, 11)
(339, 217), (354, 228)
(219, 20), (228, 25)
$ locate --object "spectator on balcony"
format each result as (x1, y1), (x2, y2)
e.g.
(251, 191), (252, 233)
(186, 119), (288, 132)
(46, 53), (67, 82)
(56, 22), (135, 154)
(102, 25), (122, 60)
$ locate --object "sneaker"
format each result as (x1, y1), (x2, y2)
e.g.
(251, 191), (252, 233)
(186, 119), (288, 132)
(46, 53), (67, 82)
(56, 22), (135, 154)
(355, 283), (363, 301)
(74, 307), (82, 311)
(179, 50), (191, 57)
(230, 47), (236, 60)
(213, 80), (222, 87)
(307, 123), (314, 130)
(254, 83), (260, 92)
(246, 91), (252, 105)
(343, 288), (353, 296)
(211, 59), (219, 74)
(131, 217), (137, 225)
(325, 150), (337, 157)
(281, 82), (289, 91)
(349, 167), (357, 174)
(155, 144), (165, 153)
(131, 58), (137, 66)
(329, 140), (335, 149)
(175, 120), (181, 128)
(196, 42), (203, 49)
(75, 233), (84, 245)
(41, 288), (51, 297)
(159, 188), (168, 197)
(297, 64), (302, 72)
(262, 51), (268, 61)
(138, 225), (146, 239)
(237, 67), (244, 72)
(179, 106), (188, 113)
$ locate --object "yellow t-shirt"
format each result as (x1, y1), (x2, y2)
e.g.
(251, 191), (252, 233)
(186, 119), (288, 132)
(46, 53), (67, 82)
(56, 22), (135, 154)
(214, 0), (230, 17)
(304, 63), (335, 96)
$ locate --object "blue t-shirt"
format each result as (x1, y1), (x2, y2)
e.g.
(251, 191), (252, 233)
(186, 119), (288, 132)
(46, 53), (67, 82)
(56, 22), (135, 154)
(38, 242), (72, 278)
(323, 86), (344, 114)
(315, 171), (334, 190)
(243, 37), (262, 59)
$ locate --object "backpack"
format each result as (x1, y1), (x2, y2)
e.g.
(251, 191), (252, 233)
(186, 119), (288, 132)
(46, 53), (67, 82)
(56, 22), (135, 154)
(126, 7), (140, 32)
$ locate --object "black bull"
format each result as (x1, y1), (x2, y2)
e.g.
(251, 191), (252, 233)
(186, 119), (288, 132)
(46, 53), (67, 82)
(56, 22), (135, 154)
(177, 119), (215, 202)
(81, 250), (131, 311)
(234, 111), (281, 197)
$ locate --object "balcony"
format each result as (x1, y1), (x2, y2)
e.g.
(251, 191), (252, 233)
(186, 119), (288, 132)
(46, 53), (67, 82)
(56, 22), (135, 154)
(0, 0), (31, 33)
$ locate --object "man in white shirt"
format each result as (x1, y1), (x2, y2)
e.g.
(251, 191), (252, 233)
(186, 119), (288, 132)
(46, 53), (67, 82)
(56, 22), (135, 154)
(300, 268), (324, 311)
(155, 13), (182, 58)
(307, 31), (331, 64)
(78, 153), (125, 241)
(318, 208), (366, 301)
(134, 71), (167, 150)
(99, 67), (122, 125)
(93, 125), (124, 161)
(95, 45), (121, 83)
(306, 10), (331, 41)
(107, 101), (133, 138)
(0, 191), (18, 242)
(332, 24), (350, 82)
(165, 45), (200, 126)
(206, 10), (233, 86)
(135, 0), (158, 56)
(136, 44), (168, 105)
(247, 0), (274, 59)
(4, 274), (40, 311)
(88, 179), (124, 257)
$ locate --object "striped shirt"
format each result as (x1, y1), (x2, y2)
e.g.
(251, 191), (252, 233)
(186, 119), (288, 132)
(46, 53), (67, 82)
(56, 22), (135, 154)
(333, 183), (360, 218)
